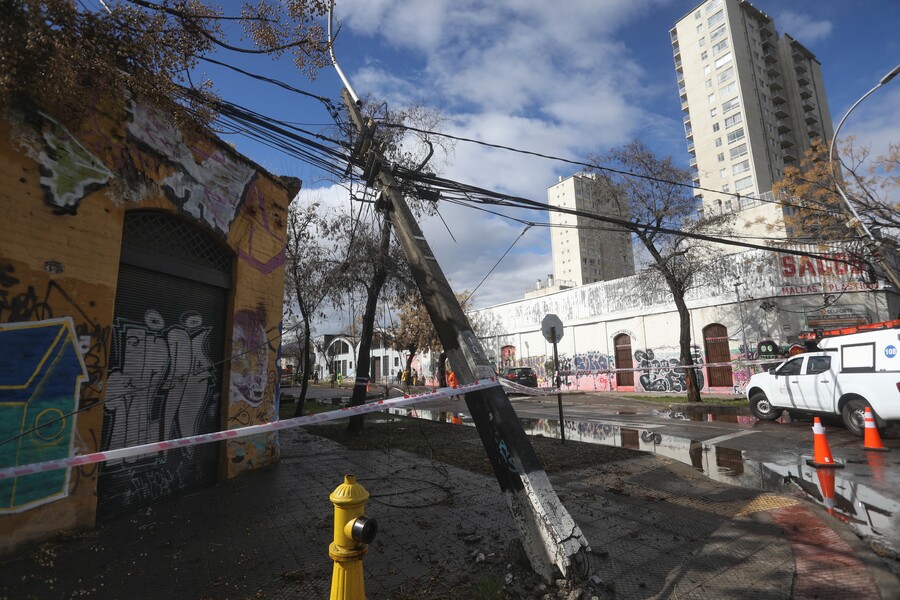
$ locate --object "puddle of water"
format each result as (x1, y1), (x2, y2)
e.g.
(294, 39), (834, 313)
(385, 406), (899, 554)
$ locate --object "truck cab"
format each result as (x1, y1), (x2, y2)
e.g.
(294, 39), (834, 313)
(746, 321), (900, 436)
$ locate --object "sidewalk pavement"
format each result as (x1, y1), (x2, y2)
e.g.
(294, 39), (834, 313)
(1, 425), (897, 599)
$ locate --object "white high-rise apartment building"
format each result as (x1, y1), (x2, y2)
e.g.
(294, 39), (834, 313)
(671, 0), (834, 238)
(547, 173), (635, 287)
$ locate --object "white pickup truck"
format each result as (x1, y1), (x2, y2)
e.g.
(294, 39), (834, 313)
(746, 326), (900, 436)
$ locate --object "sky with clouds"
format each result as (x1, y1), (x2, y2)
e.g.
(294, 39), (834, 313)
(205, 0), (899, 332)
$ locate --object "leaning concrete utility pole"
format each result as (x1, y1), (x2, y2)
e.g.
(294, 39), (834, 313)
(340, 89), (590, 582)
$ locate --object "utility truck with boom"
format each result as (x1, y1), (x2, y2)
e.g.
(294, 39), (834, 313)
(745, 320), (900, 435)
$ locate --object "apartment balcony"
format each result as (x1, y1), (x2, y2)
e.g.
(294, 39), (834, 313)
(764, 51), (778, 65)
(805, 112), (818, 126)
(779, 133), (795, 148)
(689, 157), (698, 168)
(799, 85), (813, 98)
(774, 104), (789, 118)
(802, 96), (816, 111)
(766, 62), (779, 76)
(678, 85), (687, 99)
(761, 37), (774, 52)
(685, 126), (694, 140)
(808, 129), (822, 141)
(692, 176), (701, 187)
(687, 140), (695, 152)
(670, 30), (678, 43)
(795, 61), (808, 75)
(771, 89), (786, 105)
(768, 76), (783, 90)
(682, 99), (690, 112)
(673, 44), (681, 59)
(759, 25), (773, 39)
(675, 57), (683, 72)
(783, 148), (798, 164)
(683, 113), (691, 125)
(797, 71), (810, 86)
(776, 119), (791, 133)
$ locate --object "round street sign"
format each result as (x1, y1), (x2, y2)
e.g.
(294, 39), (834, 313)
(541, 314), (564, 343)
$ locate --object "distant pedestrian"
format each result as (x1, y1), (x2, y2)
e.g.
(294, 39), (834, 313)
(330, 371), (336, 388)
(396, 369), (402, 384)
(313, 371), (319, 385)
(337, 372), (343, 387)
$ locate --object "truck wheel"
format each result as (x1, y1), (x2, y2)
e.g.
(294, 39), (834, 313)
(841, 398), (870, 437)
(750, 392), (781, 421)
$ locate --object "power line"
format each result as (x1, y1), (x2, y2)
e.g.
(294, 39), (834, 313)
(379, 122), (842, 217)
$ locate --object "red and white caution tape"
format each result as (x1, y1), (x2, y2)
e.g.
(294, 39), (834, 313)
(0, 378), (500, 481)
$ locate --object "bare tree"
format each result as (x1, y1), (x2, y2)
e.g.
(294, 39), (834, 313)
(587, 140), (733, 402)
(284, 199), (344, 415)
(1, 0), (330, 129)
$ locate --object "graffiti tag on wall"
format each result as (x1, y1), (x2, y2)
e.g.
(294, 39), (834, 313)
(103, 309), (216, 465)
(0, 318), (88, 512)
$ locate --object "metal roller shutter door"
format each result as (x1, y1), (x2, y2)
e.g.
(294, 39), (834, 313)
(98, 213), (230, 518)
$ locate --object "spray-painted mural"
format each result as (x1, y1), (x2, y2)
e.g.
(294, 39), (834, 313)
(229, 308), (270, 408)
(634, 347), (705, 393)
(0, 318), (88, 512)
(126, 103), (255, 235)
(103, 309), (217, 462)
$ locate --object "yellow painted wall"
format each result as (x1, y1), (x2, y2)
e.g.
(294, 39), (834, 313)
(0, 98), (293, 553)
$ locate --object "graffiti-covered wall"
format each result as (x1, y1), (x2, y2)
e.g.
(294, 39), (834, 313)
(473, 249), (896, 393)
(0, 97), (294, 552)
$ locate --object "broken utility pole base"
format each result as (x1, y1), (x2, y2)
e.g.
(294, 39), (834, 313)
(340, 88), (591, 581)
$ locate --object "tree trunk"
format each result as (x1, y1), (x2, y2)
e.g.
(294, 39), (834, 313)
(293, 313), (312, 418)
(437, 351), (447, 387)
(347, 217), (392, 433)
(403, 347), (416, 388)
(673, 292), (701, 402)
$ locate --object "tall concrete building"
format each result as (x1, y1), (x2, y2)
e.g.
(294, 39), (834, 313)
(546, 173), (635, 287)
(671, 0), (834, 237)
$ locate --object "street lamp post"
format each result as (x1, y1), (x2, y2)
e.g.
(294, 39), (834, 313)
(828, 64), (900, 292)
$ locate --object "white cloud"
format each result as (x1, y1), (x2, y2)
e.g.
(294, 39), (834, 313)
(776, 10), (833, 44)
(325, 0), (676, 308)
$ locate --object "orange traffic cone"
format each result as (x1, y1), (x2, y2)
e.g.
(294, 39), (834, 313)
(807, 417), (844, 468)
(862, 407), (889, 451)
(815, 466), (837, 516)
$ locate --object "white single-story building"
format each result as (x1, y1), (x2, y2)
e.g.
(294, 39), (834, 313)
(470, 246), (897, 394)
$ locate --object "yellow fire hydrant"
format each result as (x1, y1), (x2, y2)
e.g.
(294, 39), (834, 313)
(329, 474), (378, 600)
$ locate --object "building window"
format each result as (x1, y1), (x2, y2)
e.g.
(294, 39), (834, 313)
(717, 66), (734, 83)
(701, 50), (708, 60)
(708, 93), (715, 103)
(714, 52), (732, 69)
(715, 137), (723, 147)
(721, 184), (730, 193)
(699, 37), (706, 46)
(704, 65), (711, 74)
(719, 168), (727, 178)
(705, 79), (713, 89)
(725, 199), (733, 211)
(697, 24), (703, 33)
(706, 0), (722, 13)
(722, 97), (740, 113)
(717, 153), (725, 162)
(710, 108), (717, 117)
(729, 143), (748, 159)
(710, 24), (726, 41)
(732, 159), (750, 175)
(735, 176), (753, 191)
(724, 112), (742, 128)
(727, 127), (745, 143)
(708, 10), (724, 27)
(695, 10), (701, 19)
(712, 122), (720, 132)
(719, 81), (737, 98)
(712, 38), (729, 54)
